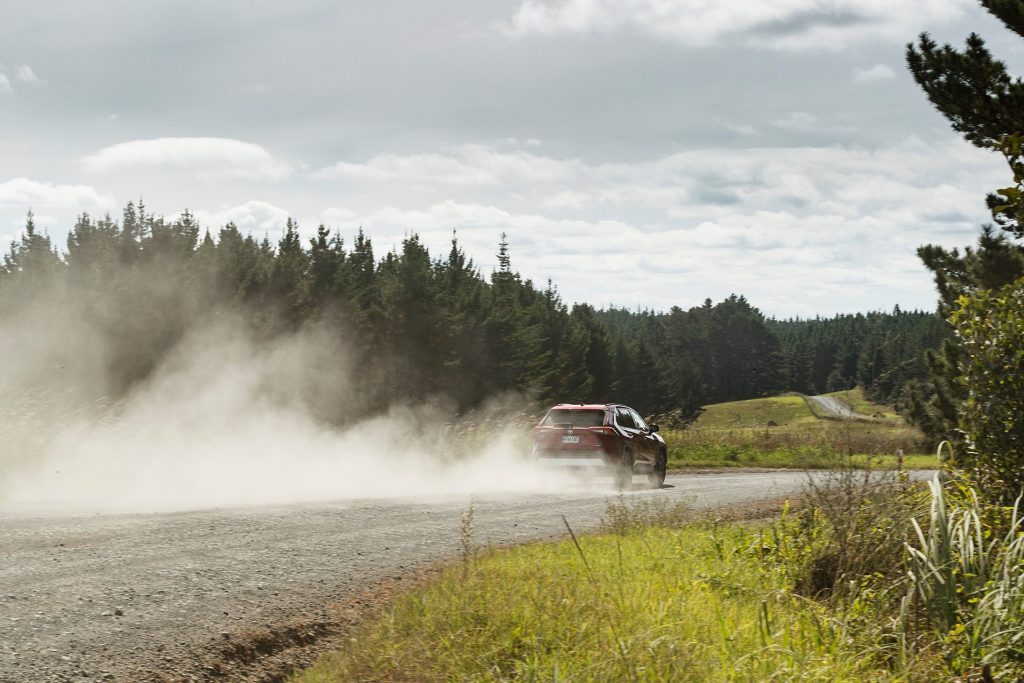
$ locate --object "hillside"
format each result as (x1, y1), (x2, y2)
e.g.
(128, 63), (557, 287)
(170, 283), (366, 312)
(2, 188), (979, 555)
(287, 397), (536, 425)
(664, 387), (931, 468)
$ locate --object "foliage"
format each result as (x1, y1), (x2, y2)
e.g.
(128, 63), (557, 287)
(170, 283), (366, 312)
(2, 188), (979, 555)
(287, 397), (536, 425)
(902, 476), (1024, 679)
(948, 277), (1024, 501)
(905, 2), (1024, 443)
(768, 308), (949, 406)
(0, 205), (939, 426)
(600, 301), (942, 417)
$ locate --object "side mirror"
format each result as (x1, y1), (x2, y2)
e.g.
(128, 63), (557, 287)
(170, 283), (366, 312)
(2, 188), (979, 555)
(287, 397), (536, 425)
(649, 423), (660, 433)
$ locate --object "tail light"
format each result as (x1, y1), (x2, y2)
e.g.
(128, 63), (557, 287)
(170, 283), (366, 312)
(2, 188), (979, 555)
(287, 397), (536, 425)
(589, 427), (615, 434)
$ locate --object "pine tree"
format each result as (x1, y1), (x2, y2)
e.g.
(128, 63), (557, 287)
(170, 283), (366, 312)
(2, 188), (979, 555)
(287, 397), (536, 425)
(0, 212), (63, 312)
(270, 217), (310, 324)
(907, 5), (1024, 440)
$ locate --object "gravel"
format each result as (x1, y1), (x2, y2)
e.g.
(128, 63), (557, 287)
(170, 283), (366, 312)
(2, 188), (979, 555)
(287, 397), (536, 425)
(0, 471), (820, 682)
(805, 394), (871, 420)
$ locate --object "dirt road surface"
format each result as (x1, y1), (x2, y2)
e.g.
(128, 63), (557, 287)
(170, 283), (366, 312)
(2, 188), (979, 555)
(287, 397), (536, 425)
(0, 470), (871, 682)
(805, 394), (871, 420)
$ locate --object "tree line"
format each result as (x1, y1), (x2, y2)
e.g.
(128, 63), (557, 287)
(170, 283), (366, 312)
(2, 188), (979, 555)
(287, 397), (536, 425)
(0, 204), (943, 424)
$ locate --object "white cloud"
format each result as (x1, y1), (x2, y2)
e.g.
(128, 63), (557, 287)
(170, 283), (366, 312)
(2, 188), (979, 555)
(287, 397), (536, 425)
(82, 137), (292, 181)
(722, 121), (758, 137)
(194, 200), (291, 233)
(773, 111), (820, 132)
(13, 65), (44, 86)
(503, 0), (969, 50)
(772, 111), (857, 135)
(229, 83), (271, 96)
(0, 64), (45, 92)
(7, 214), (56, 229)
(852, 63), (897, 83)
(541, 190), (592, 209)
(308, 135), (1002, 315)
(312, 144), (575, 186)
(0, 178), (115, 211)
(312, 197), (952, 315)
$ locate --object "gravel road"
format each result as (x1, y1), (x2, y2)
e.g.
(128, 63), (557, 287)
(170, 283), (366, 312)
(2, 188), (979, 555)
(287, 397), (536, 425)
(805, 394), (870, 420)
(0, 470), (849, 682)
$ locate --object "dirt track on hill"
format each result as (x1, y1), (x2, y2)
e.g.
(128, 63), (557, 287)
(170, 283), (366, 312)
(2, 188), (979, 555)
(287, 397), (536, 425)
(0, 470), (898, 682)
(806, 394), (870, 420)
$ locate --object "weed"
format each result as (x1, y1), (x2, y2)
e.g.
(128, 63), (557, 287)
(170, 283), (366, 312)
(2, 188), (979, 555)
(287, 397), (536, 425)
(599, 493), (692, 534)
(459, 497), (475, 572)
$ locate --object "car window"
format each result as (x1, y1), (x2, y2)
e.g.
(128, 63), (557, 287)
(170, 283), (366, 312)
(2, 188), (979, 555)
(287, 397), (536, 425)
(541, 409), (606, 427)
(630, 409), (648, 431)
(616, 407), (637, 430)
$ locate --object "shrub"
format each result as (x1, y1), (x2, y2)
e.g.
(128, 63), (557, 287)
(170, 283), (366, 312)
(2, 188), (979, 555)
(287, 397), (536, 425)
(949, 277), (1024, 503)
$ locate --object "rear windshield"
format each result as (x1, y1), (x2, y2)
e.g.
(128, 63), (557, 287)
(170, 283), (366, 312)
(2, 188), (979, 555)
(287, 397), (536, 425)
(541, 409), (607, 427)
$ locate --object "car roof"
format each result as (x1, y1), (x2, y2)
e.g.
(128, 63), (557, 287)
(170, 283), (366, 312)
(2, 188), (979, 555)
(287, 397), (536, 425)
(549, 403), (626, 411)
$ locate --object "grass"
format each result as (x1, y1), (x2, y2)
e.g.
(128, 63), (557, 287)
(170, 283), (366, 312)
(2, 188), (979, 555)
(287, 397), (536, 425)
(294, 509), (901, 682)
(665, 388), (930, 469)
(693, 394), (817, 429)
(823, 388), (903, 421)
(666, 444), (937, 470)
(295, 458), (1024, 683)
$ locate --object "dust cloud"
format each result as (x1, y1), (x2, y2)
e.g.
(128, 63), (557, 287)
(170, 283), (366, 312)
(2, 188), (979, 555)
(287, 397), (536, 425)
(0, 312), (579, 513)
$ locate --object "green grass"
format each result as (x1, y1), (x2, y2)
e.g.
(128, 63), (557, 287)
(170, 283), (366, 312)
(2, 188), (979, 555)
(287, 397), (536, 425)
(693, 394), (817, 429)
(666, 388), (929, 469)
(666, 444), (937, 470)
(294, 519), (904, 682)
(824, 387), (902, 422)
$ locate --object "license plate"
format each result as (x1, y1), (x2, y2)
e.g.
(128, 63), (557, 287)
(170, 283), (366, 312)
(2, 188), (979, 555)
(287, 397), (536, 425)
(561, 435), (581, 444)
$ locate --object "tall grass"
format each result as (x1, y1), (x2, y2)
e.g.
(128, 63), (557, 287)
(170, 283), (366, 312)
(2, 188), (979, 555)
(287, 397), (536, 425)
(902, 476), (1024, 677)
(295, 509), (904, 682)
(668, 422), (924, 461)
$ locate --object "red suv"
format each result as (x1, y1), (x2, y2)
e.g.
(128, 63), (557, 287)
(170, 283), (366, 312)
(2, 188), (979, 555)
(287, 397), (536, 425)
(532, 403), (667, 489)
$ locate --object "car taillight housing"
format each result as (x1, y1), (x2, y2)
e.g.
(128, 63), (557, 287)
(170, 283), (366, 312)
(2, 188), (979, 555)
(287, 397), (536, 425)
(588, 426), (615, 434)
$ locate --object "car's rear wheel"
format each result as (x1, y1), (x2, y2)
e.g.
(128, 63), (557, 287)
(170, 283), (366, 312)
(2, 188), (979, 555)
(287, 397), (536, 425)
(648, 449), (667, 489)
(615, 449), (634, 491)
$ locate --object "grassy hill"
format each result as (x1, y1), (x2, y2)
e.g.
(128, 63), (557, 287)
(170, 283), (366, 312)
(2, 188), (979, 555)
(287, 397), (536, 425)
(664, 388), (933, 469)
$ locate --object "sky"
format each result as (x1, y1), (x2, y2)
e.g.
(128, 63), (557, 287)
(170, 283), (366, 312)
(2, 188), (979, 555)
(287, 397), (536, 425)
(1, 0), (1022, 317)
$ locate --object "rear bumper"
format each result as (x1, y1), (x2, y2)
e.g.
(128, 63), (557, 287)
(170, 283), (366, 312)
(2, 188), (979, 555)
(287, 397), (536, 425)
(533, 448), (652, 473)
(533, 447), (615, 468)
(535, 456), (608, 469)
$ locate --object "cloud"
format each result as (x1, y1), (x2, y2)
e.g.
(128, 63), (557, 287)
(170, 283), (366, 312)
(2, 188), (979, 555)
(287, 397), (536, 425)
(194, 200), (291, 233)
(0, 64), (45, 92)
(308, 135), (1002, 315)
(541, 190), (592, 209)
(13, 65), (44, 86)
(852, 63), (897, 83)
(772, 111), (857, 135)
(502, 0), (969, 50)
(312, 144), (575, 186)
(722, 121), (758, 137)
(312, 197), (948, 316)
(228, 83), (271, 96)
(773, 112), (820, 132)
(82, 137), (292, 181)
(0, 178), (115, 212)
